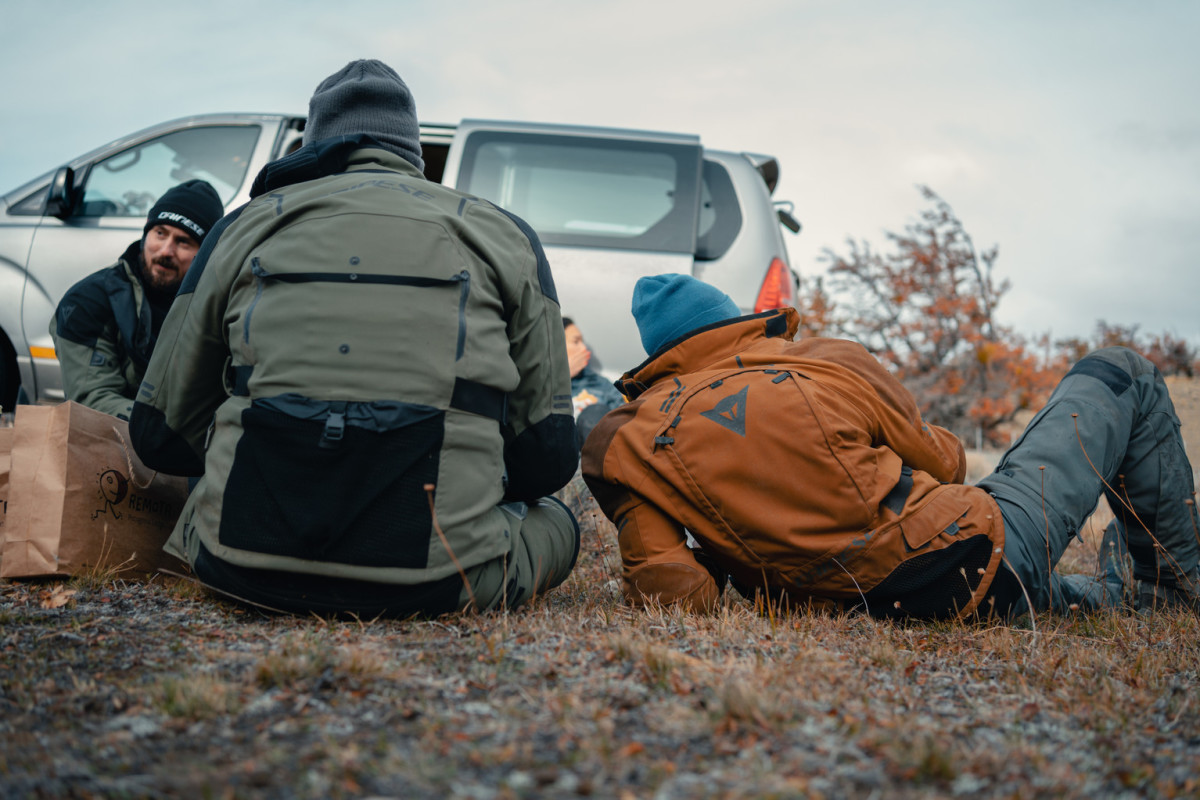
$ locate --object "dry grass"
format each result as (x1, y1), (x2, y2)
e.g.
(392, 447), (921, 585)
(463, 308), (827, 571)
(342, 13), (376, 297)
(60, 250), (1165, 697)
(1, 476), (1198, 799)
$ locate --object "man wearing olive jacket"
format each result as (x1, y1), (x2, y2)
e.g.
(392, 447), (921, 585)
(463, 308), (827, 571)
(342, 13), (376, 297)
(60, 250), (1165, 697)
(129, 60), (580, 617)
(581, 274), (1200, 618)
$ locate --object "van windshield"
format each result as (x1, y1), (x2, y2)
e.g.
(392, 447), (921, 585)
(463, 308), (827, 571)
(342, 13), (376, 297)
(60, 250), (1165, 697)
(455, 132), (702, 253)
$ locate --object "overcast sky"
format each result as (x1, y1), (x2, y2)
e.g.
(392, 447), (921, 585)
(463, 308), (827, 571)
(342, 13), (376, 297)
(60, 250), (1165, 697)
(2, 0), (1197, 345)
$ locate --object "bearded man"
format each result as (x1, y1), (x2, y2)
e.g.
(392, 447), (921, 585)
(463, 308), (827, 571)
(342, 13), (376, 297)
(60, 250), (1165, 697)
(49, 180), (223, 418)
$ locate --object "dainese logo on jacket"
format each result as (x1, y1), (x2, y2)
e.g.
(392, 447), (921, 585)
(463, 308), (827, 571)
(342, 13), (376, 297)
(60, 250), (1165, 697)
(700, 386), (749, 437)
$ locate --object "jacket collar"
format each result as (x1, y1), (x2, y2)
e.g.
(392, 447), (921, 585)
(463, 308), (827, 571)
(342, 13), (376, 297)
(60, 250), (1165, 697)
(104, 242), (155, 369)
(250, 134), (424, 197)
(617, 307), (799, 399)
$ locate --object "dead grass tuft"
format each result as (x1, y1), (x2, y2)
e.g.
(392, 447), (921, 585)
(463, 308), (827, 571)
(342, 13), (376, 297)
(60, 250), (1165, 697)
(154, 673), (242, 719)
(252, 630), (390, 689)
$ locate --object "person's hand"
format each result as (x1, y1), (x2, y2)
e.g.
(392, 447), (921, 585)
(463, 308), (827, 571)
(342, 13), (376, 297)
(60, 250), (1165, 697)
(568, 345), (591, 378)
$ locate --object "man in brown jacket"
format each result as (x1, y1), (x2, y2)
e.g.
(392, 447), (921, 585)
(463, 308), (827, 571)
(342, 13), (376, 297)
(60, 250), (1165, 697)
(581, 274), (1199, 618)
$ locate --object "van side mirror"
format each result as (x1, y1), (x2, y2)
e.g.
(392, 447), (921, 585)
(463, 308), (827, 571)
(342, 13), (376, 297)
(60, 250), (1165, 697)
(44, 166), (76, 220)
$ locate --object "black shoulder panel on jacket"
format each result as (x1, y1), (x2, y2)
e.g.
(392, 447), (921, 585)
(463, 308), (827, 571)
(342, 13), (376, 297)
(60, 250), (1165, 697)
(502, 414), (578, 502)
(128, 401), (205, 477)
(177, 204), (246, 297)
(493, 206), (559, 305)
(53, 269), (115, 347)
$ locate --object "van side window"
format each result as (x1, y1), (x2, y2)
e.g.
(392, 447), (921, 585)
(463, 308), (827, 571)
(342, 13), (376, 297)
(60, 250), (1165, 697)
(8, 185), (49, 216)
(77, 126), (261, 217)
(696, 160), (743, 261)
(457, 132), (702, 253)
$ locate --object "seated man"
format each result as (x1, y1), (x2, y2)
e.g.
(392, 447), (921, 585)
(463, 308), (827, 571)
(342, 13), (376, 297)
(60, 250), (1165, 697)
(130, 60), (580, 618)
(50, 180), (224, 419)
(563, 316), (624, 448)
(581, 273), (1199, 618)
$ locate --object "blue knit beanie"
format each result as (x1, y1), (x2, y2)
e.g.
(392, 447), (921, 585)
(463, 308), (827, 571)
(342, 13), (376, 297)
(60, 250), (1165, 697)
(632, 274), (742, 356)
(304, 59), (424, 172)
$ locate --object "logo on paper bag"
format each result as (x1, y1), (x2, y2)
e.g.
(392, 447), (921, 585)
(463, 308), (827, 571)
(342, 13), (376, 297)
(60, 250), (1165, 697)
(91, 462), (178, 525)
(94, 469), (130, 519)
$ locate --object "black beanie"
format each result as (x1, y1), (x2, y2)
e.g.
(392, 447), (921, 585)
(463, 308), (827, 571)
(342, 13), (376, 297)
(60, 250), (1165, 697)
(304, 59), (424, 171)
(144, 180), (224, 244)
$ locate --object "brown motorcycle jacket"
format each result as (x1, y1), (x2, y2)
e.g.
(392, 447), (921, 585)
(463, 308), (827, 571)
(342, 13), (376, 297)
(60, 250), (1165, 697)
(581, 308), (1006, 619)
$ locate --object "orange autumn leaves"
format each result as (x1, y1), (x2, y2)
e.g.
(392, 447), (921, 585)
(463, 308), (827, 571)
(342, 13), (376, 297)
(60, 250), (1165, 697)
(807, 187), (1072, 446)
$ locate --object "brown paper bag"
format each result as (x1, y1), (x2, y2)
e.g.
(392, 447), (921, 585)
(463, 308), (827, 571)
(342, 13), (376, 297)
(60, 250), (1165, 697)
(1, 402), (188, 579)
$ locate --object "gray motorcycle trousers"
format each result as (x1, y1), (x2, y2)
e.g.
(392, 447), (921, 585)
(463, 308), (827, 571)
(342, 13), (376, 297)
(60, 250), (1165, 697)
(977, 347), (1198, 615)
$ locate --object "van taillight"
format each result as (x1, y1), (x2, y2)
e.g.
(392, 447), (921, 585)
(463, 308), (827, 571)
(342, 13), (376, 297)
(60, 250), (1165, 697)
(753, 257), (795, 312)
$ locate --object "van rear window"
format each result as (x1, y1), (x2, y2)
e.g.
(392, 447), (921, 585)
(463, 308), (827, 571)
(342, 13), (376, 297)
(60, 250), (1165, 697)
(456, 132), (701, 253)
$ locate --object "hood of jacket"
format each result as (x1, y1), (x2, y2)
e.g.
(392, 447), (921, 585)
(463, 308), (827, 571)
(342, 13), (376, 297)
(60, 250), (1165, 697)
(251, 133), (424, 197)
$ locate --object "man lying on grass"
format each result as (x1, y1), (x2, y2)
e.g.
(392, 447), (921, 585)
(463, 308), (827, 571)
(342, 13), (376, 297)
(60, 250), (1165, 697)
(581, 274), (1200, 619)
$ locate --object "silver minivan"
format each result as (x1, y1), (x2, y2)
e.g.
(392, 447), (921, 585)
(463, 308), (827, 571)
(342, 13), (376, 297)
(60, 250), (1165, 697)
(0, 114), (799, 409)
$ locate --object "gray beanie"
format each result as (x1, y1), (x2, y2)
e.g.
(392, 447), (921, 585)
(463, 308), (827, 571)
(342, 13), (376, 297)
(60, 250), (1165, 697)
(304, 59), (424, 171)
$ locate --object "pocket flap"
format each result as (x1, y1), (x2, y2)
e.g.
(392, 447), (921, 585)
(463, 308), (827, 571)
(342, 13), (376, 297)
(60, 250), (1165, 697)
(900, 493), (970, 552)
